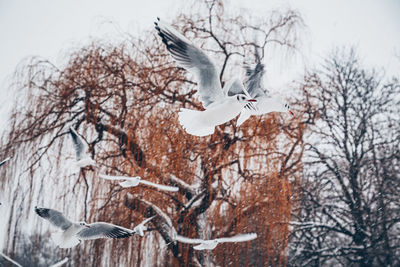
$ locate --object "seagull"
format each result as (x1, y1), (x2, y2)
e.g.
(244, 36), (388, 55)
(0, 157), (11, 167)
(69, 127), (96, 168)
(49, 257), (69, 267)
(99, 174), (179, 192)
(233, 46), (294, 127)
(175, 233), (257, 250)
(154, 18), (257, 136)
(133, 216), (155, 237)
(35, 207), (133, 248)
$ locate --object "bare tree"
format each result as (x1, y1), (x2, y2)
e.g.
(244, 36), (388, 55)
(0, 0), (305, 266)
(288, 48), (400, 267)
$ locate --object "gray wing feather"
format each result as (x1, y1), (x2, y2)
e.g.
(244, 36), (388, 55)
(139, 179), (179, 192)
(77, 222), (133, 240)
(69, 127), (88, 161)
(244, 61), (267, 98)
(175, 235), (204, 244)
(224, 79), (246, 97)
(35, 207), (73, 231)
(216, 233), (258, 243)
(155, 18), (224, 108)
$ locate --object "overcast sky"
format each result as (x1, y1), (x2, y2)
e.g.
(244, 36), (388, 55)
(0, 0), (399, 128)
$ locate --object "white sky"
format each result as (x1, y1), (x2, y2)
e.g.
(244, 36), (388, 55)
(0, 0), (399, 129)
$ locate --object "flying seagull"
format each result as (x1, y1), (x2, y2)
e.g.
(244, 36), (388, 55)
(175, 233), (257, 250)
(233, 46), (294, 127)
(0, 157), (11, 167)
(69, 127), (96, 168)
(99, 174), (179, 192)
(35, 207), (133, 248)
(154, 18), (257, 136)
(133, 216), (155, 237)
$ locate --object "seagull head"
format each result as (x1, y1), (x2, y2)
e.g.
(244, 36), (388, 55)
(283, 103), (294, 117)
(79, 222), (90, 228)
(273, 97), (294, 116)
(236, 94), (257, 111)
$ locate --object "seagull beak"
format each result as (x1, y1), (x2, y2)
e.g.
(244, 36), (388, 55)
(289, 110), (294, 116)
(248, 99), (257, 102)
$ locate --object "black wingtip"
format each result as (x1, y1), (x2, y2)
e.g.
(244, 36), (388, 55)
(35, 207), (49, 218)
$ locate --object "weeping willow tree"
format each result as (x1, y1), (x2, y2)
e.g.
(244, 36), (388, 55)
(0, 0), (306, 266)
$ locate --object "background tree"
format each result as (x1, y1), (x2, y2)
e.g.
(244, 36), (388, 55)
(0, 0), (306, 266)
(288, 49), (400, 267)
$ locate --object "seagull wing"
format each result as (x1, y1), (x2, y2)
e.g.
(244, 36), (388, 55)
(216, 233), (258, 243)
(0, 157), (11, 167)
(139, 179), (179, 192)
(35, 207), (73, 231)
(244, 61), (267, 99)
(137, 216), (155, 227)
(175, 235), (204, 244)
(224, 79), (246, 97)
(155, 18), (224, 108)
(77, 222), (133, 240)
(69, 127), (89, 161)
(99, 173), (129, 181)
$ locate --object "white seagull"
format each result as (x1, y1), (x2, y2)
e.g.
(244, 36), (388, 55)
(69, 127), (96, 168)
(0, 157), (11, 167)
(233, 47), (294, 127)
(154, 18), (257, 136)
(99, 174), (179, 192)
(35, 207), (133, 248)
(175, 233), (257, 250)
(133, 216), (155, 237)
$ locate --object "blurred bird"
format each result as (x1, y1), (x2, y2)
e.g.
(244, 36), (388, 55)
(69, 127), (96, 168)
(231, 45), (294, 126)
(35, 207), (133, 248)
(175, 232), (257, 250)
(133, 216), (155, 237)
(99, 174), (179, 192)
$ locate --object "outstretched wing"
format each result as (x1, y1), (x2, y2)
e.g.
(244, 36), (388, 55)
(155, 18), (224, 108)
(35, 207), (73, 231)
(77, 222), (133, 240)
(244, 61), (267, 98)
(244, 44), (268, 98)
(223, 79), (246, 97)
(175, 234), (204, 244)
(216, 233), (258, 243)
(99, 173), (131, 181)
(139, 179), (179, 192)
(69, 127), (89, 161)
(136, 216), (155, 228)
